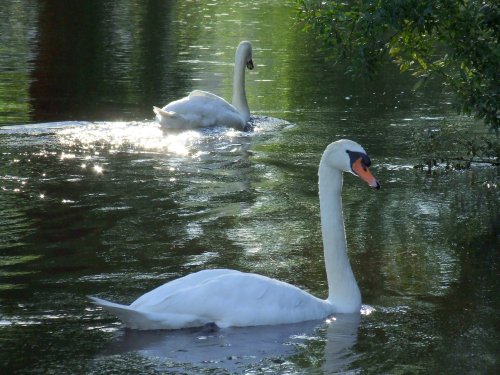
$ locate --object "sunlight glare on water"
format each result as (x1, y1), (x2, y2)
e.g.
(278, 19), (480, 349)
(57, 121), (202, 157)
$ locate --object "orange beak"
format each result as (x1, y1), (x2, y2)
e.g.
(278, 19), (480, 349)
(352, 158), (380, 189)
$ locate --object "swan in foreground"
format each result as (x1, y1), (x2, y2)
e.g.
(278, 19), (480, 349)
(90, 139), (380, 330)
(153, 41), (254, 130)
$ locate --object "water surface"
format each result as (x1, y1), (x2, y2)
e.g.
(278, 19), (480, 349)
(1, 0), (498, 374)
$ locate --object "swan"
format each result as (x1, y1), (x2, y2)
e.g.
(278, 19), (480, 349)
(153, 41), (254, 130)
(90, 139), (380, 330)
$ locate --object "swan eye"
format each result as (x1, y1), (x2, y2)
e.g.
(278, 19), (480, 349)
(347, 150), (371, 169)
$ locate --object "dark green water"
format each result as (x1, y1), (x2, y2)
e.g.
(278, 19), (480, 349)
(1, 1), (498, 374)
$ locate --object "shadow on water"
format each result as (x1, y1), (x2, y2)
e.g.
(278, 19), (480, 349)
(94, 314), (361, 373)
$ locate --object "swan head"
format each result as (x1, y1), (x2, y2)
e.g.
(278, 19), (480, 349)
(322, 139), (380, 189)
(236, 41), (254, 70)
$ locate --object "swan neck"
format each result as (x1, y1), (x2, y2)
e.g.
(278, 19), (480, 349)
(319, 162), (361, 312)
(231, 51), (250, 122)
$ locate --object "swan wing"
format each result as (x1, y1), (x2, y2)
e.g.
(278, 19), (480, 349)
(155, 91), (245, 129)
(90, 270), (243, 330)
(124, 269), (332, 329)
(131, 269), (240, 308)
(188, 89), (227, 102)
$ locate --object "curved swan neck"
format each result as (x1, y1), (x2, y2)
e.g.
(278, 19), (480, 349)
(319, 160), (361, 312)
(231, 48), (250, 122)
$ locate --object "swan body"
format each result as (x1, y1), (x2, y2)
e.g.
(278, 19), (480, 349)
(91, 139), (380, 330)
(90, 269), (332, 330)
(154, 41), (253, 130)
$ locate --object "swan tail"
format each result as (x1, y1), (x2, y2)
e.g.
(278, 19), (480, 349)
(153, 106), (170, 117)
(89, 296), (209, 330)
(89, 296), (130, 311)
(153, 106), (192, 128)
(89, 296), (147, 328)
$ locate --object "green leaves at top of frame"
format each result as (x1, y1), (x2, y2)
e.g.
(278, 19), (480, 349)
(297, 0), (500, 130)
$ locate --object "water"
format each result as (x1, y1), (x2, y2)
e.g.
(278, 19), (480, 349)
(1, 0), (498, 374)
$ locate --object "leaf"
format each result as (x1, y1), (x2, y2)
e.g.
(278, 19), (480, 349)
(412, 78), (426, 91)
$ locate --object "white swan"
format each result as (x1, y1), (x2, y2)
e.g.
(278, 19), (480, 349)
(153, 41), (254, 130)
(90, 139), (380, 330)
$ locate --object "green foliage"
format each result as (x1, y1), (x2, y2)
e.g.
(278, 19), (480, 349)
(298, 0), (499, 130)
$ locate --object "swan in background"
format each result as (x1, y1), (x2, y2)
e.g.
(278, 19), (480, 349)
(153, 41), (254, 130)
(90, 139), (380, 330)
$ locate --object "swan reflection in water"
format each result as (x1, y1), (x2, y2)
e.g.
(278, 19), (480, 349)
(98, 314), (361, 373)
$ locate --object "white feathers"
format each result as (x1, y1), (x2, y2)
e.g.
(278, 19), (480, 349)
(153, 90), (246, 129)
(154, 41), (253, 129)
